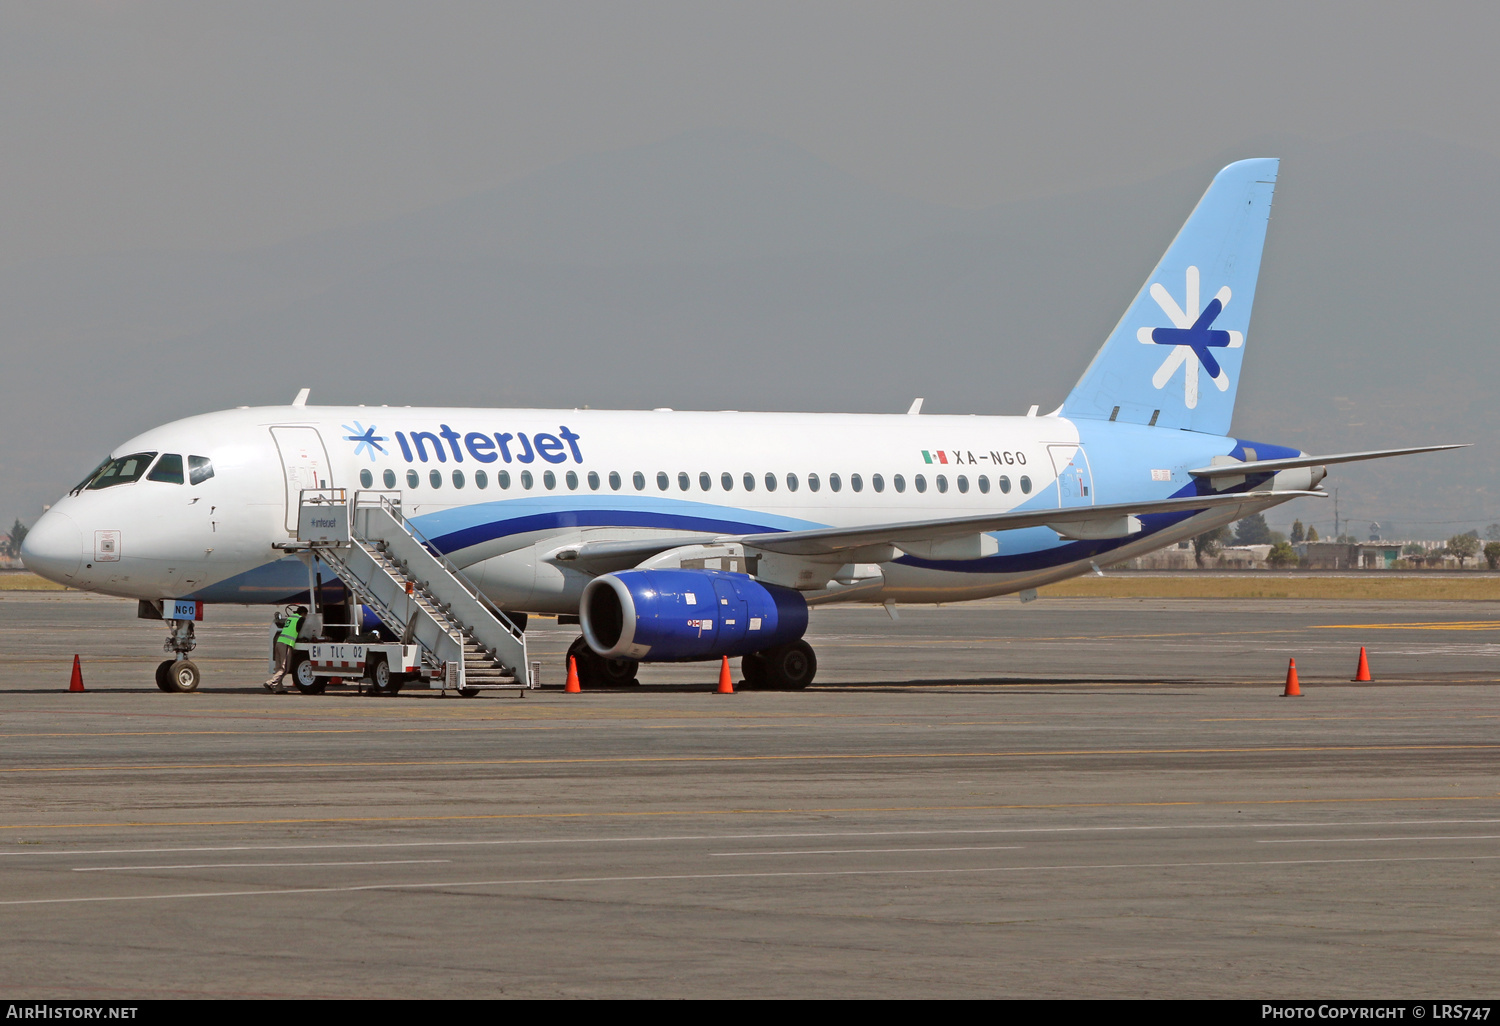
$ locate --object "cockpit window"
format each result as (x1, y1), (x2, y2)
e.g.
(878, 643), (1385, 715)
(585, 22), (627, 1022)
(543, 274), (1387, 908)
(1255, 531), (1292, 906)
(188, 455), (214, 485)
(85, 452), (159, 490)
(70, 457), (112, 496)
(147, 454), (184, 484)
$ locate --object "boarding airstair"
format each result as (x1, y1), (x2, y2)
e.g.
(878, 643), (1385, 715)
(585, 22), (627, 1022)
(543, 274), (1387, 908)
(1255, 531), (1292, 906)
(294, 490), (531, 693)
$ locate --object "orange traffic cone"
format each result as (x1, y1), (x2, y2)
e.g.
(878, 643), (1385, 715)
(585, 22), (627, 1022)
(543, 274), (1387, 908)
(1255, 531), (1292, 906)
(1282, 658), (1302, 697)
(564, 656), (581, 693)
(1353, 647), (1372, 682)
(68, 655), (85, 693)
(717, 655), (734, 694)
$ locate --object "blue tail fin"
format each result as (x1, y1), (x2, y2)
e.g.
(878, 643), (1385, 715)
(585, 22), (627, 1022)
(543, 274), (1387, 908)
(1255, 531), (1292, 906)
(1061, 158), (1278, 435)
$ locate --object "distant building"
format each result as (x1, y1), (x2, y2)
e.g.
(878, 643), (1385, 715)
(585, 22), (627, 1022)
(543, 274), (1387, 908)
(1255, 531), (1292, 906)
(1302, 540), (1459, 569)
(1215, 544), (1270, 568)
(1126, 542), (1197, 570)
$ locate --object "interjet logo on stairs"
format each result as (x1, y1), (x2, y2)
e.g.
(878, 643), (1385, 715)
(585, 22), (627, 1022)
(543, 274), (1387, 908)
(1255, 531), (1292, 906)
(1135, 266), (1243, 409)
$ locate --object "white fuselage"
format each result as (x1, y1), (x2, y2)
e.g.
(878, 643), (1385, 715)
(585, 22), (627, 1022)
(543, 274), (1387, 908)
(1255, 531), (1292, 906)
(22, 404), (1284, 612)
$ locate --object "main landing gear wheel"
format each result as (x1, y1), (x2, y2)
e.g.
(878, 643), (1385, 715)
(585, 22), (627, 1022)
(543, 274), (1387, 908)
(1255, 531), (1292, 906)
(154, 659), (175, 692)
(457, 688), (481, 698)
(740, 653), (767, 690)
(367, 655), (404, 696)
(164, 660), (202, 693)
(290, 652), (327, 695)
(566, 636), (639, 688)
(758, 640), (816, 691)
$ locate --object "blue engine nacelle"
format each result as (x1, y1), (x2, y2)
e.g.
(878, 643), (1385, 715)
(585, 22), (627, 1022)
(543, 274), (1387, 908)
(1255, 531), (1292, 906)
(580, 569), (808, 662)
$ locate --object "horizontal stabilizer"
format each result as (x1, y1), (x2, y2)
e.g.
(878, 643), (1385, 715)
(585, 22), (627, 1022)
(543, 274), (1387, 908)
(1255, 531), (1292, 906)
(728, 489), (1323, 557)
(1188, 444), (1468, 478)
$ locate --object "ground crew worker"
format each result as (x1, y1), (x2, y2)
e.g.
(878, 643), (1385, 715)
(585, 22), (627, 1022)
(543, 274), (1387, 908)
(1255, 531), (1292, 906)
(264, 605), (308, 692)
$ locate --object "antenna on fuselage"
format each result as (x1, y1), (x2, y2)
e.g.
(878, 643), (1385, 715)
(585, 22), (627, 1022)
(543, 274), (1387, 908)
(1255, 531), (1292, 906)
(291, 388), (310, 407)
(906, 398), (923, 415)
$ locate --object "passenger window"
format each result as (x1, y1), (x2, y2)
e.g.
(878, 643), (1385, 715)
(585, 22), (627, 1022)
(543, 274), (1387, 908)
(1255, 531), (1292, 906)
(764, 473), (777, 492)
(359, 469), (373, 488)
(566, 471), (579, 490)
(429, 469), (443, 489)
(678, 472), (691, 491)
(475, 469), (488, 489)
(915, 474), (927, 493)
(521, 470), (534, 489)
(1020, 475), (1032, 494)
(407, 470), (420, 489)
(978, 475), (990, 494)
(957, 475), (969, 494)
(893, 474), (905, 493)
(609, 471), (622, 491)
(657, 472), (669, 491)
(786, 473), (799, 492)
(699, 472), (711, 491)
(632, 471), (644, 491)
(743, 472), (756, 492)
(936, 475), (948, 494)
(86, 452), (159, 490)
(383, 468), (396, 489)
(499, 470), (512, 489)
(829, 473), (841, 493)
(588, 471), (600, 490)
(721, 472), (734, 491)
(453, 470), (465, 489)
(872, 473), (885, 493)
(999, 475), (1011, 494)
(807, 473), (820, 493)
(147, 453), (185, 485)
(188, 455), (214, 485)
(850, 473), (862, 492)
(544, 471), (557, 490)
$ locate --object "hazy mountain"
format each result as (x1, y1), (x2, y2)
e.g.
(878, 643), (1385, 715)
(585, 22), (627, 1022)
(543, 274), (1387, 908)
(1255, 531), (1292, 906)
(4, 127), (1494, 537)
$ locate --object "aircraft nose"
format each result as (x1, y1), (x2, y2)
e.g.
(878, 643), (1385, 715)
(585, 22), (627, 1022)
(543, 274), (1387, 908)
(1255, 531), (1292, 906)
(21, 511), (82, 584)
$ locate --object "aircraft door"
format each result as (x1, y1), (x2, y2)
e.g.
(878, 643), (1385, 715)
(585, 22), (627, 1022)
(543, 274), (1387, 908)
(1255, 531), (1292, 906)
(1046, 444), (1094, 508)
(270, 426), (333, 533)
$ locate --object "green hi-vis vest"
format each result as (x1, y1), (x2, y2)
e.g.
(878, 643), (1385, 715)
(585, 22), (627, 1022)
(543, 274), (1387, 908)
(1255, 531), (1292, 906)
(277, 613), (302, 647)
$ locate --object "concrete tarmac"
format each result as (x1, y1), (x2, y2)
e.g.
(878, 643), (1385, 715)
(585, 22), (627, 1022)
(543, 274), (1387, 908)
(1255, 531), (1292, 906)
(0, 591), (1498, 998)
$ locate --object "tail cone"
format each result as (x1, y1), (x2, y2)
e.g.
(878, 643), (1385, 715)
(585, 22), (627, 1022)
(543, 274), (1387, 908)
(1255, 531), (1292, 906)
(1282, 658), (1302, 697)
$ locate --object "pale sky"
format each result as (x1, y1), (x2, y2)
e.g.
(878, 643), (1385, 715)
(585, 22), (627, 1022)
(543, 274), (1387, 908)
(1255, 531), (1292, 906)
(3, 1), (1499, 267)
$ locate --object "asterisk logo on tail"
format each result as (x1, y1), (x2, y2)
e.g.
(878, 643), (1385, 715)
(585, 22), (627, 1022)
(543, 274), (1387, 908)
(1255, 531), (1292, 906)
(342, 421), (387, 461)
(1136, 266), (1243, 409)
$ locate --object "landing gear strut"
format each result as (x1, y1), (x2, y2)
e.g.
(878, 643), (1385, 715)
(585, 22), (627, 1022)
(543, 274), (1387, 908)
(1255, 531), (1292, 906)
(565, 636), (639, 688)
(159, 620), (201, 693)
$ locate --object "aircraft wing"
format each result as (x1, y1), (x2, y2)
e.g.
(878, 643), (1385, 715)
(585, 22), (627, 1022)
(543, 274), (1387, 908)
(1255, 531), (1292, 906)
(1187, 444), (1467, 478)
(726, 489), (1324, 557)
(551, 535), (710, 573)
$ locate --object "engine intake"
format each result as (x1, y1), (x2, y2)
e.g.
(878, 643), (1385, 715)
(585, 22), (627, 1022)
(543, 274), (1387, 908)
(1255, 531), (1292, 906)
(581, 569), (808, 662)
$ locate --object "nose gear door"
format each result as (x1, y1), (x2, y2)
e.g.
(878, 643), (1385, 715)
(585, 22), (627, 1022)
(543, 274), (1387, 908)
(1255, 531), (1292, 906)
(271, 426), (333, 534)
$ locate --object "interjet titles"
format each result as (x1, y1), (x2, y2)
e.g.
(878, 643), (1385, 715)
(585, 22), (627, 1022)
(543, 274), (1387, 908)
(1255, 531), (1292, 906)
(394, 425), (583, 466)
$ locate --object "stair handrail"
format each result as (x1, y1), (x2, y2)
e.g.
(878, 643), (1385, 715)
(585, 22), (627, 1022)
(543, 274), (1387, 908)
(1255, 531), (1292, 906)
(349, 490), (526, 646)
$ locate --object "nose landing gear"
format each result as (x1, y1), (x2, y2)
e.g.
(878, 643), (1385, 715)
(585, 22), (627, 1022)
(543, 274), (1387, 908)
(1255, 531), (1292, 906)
(157, 619), (202, 693)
